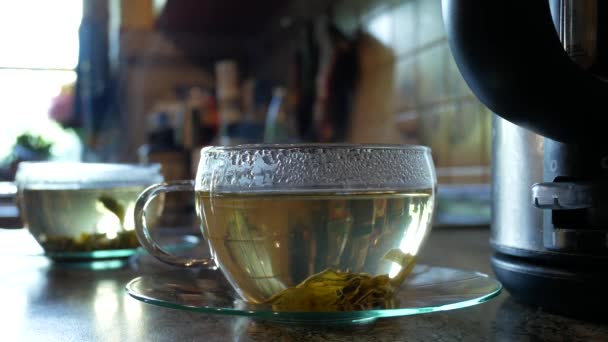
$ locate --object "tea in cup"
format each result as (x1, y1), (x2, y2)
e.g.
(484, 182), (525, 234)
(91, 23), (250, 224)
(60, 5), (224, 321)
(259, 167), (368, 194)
(16, 162), (163, 259)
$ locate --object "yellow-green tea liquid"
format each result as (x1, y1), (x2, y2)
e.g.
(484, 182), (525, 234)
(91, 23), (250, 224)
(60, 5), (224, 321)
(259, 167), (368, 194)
(197, 190), (434, 303)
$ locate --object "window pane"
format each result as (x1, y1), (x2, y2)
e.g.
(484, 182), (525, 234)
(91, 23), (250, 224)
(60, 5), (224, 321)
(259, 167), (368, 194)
(0, 0), (82, 69)
(0, 69), (81, 160)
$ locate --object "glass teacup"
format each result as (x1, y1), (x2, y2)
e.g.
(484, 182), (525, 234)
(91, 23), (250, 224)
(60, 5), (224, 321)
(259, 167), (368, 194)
(16, 162), (163, 260)
(135, 144), (436, 310)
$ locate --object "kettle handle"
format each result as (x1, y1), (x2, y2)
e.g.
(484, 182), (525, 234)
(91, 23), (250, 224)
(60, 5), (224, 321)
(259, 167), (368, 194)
(442, 0), (608, 143)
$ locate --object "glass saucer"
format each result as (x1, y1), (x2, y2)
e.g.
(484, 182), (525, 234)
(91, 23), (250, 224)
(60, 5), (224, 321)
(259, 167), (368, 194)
(47, 248), (139, 261)
(44, 235), (200, 268)
(126, 265), (502, 325)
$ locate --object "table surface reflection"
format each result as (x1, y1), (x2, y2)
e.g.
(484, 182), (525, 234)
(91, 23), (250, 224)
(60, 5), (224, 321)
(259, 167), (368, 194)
(1, 227), (607, 341)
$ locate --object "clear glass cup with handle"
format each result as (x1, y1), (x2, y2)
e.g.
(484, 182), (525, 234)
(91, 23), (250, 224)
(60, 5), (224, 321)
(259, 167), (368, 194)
(135, 144), (436, 310)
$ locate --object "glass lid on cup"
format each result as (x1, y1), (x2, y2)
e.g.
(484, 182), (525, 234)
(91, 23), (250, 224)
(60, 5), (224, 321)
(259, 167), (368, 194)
(15, 162), (163, 189)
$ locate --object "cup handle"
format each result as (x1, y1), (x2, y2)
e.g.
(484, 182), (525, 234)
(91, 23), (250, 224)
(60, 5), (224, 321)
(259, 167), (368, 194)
(134, 180), (214, 268)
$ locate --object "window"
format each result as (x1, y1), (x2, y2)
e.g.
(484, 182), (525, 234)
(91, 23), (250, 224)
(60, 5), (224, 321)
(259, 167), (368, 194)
(0, 0), (83, 161)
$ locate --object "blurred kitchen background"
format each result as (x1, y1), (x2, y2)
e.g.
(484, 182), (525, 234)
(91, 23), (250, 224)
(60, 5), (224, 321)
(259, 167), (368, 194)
(0, 0), (490, 227)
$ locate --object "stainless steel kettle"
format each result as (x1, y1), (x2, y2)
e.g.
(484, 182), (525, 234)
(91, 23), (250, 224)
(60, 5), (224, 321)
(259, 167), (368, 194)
(444, 0), (608, 318)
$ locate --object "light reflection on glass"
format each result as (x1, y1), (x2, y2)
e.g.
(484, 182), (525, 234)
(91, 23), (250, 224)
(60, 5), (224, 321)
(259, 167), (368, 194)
(409, 201), (433, 255)
(389, 200), (435, 278)
(389, 262), (401, 278)
(123, 203), (136, 231)
(95, 202), (122, 240)
(89, 260), (127, 270)
(401, 202), (423, 254)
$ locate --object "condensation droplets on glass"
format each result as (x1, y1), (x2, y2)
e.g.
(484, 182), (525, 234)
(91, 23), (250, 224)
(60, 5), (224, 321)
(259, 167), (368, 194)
(196, 145), (436, 194)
